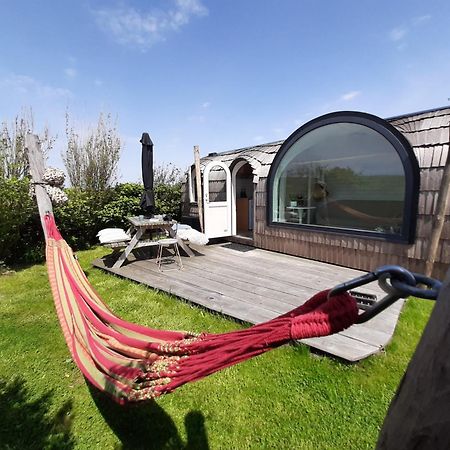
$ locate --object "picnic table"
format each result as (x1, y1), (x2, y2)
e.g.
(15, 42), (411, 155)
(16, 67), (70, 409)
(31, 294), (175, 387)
(112, 216), (194, 269)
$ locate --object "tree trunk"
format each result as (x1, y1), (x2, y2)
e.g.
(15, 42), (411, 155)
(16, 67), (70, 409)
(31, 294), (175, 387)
(424, 124), (450, 277)
(26, 134), (53, 240)
(376, 268), (450, 449)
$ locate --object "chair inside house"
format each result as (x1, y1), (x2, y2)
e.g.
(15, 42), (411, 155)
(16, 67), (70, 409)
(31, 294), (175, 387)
(155, 237), (183, 271)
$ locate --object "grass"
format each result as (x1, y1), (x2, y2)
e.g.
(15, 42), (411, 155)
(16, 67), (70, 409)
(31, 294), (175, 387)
(0, 247), (434, 449)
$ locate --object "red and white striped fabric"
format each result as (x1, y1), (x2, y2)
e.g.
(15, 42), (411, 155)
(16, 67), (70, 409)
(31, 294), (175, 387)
(44, 214), (358, 404)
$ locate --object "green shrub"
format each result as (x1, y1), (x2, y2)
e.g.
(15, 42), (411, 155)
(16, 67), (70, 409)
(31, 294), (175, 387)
(154, 183), (182, 220)
(53, 189), (110, 250)
(0, 178), (35, 263)
(54, 183), (143, 249)
(98, 183), (142, 228)
(16, 213), (45, 264)
(97, 182), (183, 224)
(0, 180), (183, 264)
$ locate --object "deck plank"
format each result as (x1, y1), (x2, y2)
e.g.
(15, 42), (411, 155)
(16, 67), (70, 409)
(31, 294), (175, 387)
(200, 243), (383, 296)
(94, 257), (276, 324)
(164, 254), (308, 306)
(92, 241), (406, 362)
(301, 334), (382, 362)
(132, 259), (289, 315)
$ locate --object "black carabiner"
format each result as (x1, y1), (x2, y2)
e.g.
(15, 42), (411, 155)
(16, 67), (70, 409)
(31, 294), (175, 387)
(356, 274), (404, 323)
(328, 265), (441, 324)
(328, 265), (416, 299)
(391, 273), (442, 300)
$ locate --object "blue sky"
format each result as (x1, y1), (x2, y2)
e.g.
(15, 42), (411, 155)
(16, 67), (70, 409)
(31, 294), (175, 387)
(1, 0), (449, 182)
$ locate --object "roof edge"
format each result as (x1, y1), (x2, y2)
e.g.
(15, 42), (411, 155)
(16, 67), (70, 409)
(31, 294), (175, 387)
(203, 106), (450, 159)
(385, 105), (450, 121)
(207, 140), (284, 157)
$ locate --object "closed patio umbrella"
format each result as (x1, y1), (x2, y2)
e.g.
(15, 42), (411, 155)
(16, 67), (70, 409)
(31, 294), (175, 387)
(140, 132), (155, 217)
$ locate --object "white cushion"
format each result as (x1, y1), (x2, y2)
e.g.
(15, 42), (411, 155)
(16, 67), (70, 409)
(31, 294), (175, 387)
(176, 228), (209, 246)
(172, 223), (192, 231)
(97, 228), (131, 244)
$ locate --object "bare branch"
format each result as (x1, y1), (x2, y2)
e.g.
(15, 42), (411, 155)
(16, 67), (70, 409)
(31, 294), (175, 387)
(153, 162), (183, 186)
(0, 108), (54, 179)
(63, 112), (122, 190)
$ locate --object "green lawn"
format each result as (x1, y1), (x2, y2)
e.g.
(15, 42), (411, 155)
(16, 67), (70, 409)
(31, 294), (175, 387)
(0, 247), (434, 449)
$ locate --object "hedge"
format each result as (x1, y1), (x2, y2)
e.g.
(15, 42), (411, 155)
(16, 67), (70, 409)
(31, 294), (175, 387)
(0, 178), (36, 263)
(0, 180), (182, 265)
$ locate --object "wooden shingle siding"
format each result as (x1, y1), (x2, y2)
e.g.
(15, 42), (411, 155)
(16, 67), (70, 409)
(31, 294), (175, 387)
(420, 168), (441, 191)
(400, 128), (449, 148)
(440, 144), (449, 165)
(251, 129), (448, 279)
(184, 107), (450, 279)
(198, 141), (282, 176)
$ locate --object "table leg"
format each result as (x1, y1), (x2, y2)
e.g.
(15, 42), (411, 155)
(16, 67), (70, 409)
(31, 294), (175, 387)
(112, 228), (144, 268)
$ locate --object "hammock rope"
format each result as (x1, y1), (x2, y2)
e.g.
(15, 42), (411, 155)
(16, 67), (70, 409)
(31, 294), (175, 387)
(44, 213), (359, 403)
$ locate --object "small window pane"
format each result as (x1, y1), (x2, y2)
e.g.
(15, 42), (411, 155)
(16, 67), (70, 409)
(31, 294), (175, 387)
(272, 122), (405, 234)
(208, 165), (227, 202)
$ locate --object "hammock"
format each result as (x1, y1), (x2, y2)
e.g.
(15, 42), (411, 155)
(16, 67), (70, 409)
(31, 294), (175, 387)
(44, 213), (358, 404)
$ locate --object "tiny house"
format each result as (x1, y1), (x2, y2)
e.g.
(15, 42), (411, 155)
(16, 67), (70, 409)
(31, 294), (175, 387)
(181, 107), (450, 279)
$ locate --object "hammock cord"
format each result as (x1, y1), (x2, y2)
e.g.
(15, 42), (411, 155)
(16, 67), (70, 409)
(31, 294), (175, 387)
(44, 214), (359, 403)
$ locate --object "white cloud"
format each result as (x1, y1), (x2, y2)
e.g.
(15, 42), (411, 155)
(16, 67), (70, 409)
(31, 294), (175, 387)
(93, 0), (208, 51)
(340, 90), (361, 101)
(389, 26), (407, 42)
(0, 74), (72, 98)
(94, 78), (103, 87)
(64, 68), (77, 78)
(201, 101), (210, 109)
(388, 15), (431, 50)
(412, 14), (431, 26)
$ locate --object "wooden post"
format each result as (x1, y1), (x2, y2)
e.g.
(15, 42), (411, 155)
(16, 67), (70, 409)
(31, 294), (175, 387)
(194, 145), (204, 233)
(424, 124), (450, 277)
(376, 267), (450, 449)
(25, 134), (53, 240)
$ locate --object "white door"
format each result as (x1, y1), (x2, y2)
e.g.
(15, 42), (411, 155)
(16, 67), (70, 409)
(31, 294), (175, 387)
(203, 161), (232, 238)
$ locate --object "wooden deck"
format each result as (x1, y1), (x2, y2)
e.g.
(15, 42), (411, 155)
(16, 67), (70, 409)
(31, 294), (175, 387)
(92, 241), (405, 362)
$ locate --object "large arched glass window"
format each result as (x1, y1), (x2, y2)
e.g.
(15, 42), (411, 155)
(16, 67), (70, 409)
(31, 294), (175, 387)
(268, 112), (419, 242)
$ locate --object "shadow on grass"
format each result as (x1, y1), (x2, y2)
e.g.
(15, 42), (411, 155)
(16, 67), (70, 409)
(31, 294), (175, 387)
(90, 385), (209, 450)
(0, 377), (74, 449)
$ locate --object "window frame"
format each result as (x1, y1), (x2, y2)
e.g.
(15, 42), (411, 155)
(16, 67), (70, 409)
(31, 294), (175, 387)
(188, 165), (197, 203)
(267, 111), (420, 243)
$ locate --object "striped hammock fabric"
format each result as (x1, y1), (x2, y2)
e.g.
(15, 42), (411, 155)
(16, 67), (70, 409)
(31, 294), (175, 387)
(45, 214), (359, 404)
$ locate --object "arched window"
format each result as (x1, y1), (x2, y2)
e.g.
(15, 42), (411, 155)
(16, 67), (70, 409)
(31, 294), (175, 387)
(268, 111), (419, 242)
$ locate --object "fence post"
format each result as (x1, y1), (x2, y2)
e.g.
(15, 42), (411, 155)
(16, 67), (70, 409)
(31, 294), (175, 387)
(194, 145), (204, 233)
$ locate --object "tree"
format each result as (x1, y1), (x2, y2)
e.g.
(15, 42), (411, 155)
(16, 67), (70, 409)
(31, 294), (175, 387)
(151, 162), (183, 219)
(0, 109), (54, 179)
(153, 162), (183, 186)
(63, 112), (122, 191)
